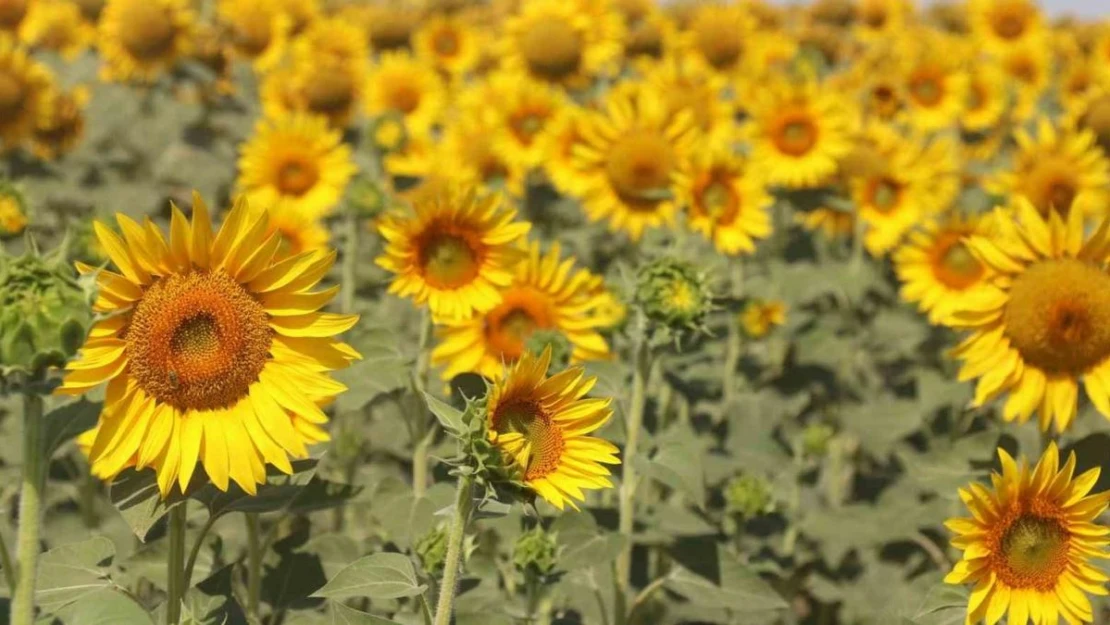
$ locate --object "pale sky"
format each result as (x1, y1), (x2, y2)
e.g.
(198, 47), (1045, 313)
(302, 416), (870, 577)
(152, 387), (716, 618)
(762, 0), (1106, 19)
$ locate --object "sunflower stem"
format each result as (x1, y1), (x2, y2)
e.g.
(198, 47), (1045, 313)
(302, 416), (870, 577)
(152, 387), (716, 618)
(722, 259), (745, 407)
(166, 504), (188, 625)
(433, 475), (473, 625)
(616, 311), (651, 624)
(11, 390), (44, 625)
(341, 207), (359, 315)
(245, 513), (263, 623)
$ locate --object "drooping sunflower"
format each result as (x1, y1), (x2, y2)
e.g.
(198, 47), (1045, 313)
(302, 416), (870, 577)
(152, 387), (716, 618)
(487, 347), (619, 511)
(968, 0), (1046, 54)
(31, 84), (89, 160)
(746, 77), (855, 189)
(501, 0), (624, 89)
(18, 0), (94, 59)
(950, 199), (1110, 432)
(944, 443), (1110, 625)
(261, 58), (365, 129)
(97, 0), (193, 83)
(573, 83), (698, 241)
(412, 13), (483, 79)
(433, 242), (611, 381)
(375, 186), (530, 322)
(893, 213), (997, 326)
(236, 113), (356, 220)
(987, 118), (1110, 221)
(217, 0), (289, 73)
(675, 148), (773, 257)
(363, 52), (447, 136)
(0, 36), (54, 149)
(58, 194), (361, 496)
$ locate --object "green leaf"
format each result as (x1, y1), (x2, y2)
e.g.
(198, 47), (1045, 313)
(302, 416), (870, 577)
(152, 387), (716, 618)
(329, 602), (405, 625)
(664, 548), (787, 613)
(36, 537), (116, 613)
(43, 398), (101, 458)
(553, 513), (626, 572)
(422, 391), (465, 434)
(906, 584), (969, 625)
(53, 588), (155, 625)
(314, 552), (426, 600)
(333, 350), (409, 413)
(108, 468), (184, 541)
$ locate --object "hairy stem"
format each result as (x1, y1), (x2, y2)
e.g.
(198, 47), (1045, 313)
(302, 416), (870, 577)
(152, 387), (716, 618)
(11, 391), (45, 625)
(433, 476), (473, 625)
(165, 504), (188, 625)
(245, 513), (263, 623)
(615, 312), (651, 624)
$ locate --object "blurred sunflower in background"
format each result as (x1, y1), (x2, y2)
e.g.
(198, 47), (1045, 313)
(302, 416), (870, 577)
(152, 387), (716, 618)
(741, 299), (787, 339)
(58, 195), (360, 496)
(413, 13), (483, 79)
(0, 36), (53, 149)
(676, 148), (773, 256)
(968, 0), (1046, 54)
(31, 84), (89, 160)
(464, 70), (567, 170)
(501, 0), (623, 89)
(364, 52), (447, 137)
(217, 0), (289, 73)
(681, 2), (756, 77)
(18, 0), (94, 59)
(264, 203), (329, 261)
(98, 0), (193, 83)
(262, 58), (365, 129)
(433, 242), (610, 381)
(0, 182), (27, 236)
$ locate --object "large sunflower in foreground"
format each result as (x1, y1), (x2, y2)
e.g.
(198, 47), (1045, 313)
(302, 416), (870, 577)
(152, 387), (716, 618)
(675, 148), (773, 257)
(987, 118), (1110, 221)
(893, 213), (996, 326)
(98, 0), (193, 83)
(573, 83), (698, 241)
(376, 187), (530, 322)
(501, 0), (623, 89)
(433, 242), (611, 381)
(746, 77), (855, 189)
(0, 37), (54, 149)
(58, 194), (361, 496)
(487, 348), (619, 510)
(950, 199), (1110, 432)
(945, 443), (1110, 625)
(236, 113), (355, 220)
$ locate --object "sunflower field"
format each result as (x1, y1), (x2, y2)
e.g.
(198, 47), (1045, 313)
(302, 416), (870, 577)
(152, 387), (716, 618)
(5, 0), (1110, 623)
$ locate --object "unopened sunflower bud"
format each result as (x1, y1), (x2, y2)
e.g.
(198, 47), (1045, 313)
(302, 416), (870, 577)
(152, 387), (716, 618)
(0, 242), (93, 379)
(802, 423), (836, 457)
(513, 527), (559, 575)
(347, 176), (387, 219)
(416, 525), (450, 574)
(524, 330), (571, 369)
(635, 258), (713, 332)
(370, 113), (409, 154)
(724, 474), (774, 519)
(0, 183), (29, 238)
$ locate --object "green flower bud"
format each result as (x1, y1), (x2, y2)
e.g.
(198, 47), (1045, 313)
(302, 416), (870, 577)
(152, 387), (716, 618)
(634, 258), (714, 333)
(0, 182), (29, 239)
(369, 112), (409, 154)
(524, 330), (571, 370)
(347, 176), (388, 219)
(0, 241), (94, 380)
(416, 525), (450, 574)
(724, 474), (774, 519)
(513, 527), (558, 576)
(802, 423), (836, 457)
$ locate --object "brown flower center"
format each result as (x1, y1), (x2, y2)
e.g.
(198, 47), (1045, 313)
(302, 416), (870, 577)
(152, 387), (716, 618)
(868, 177), (903, 213)
(694, 18), (742, 70)
(432, 28), (459, 56)
(492, 399), (565, 480)
(909, 70), (944, 107)
(771, 113), (818, 157)
(931, 235), (984, 289)
(991, 511), (1070, 591)
(606, 131), (674, 211)
(519, 16), (582, 81)
(0, 0), (28, 30)
(276, 159), (318, 196)
(485, 288), (555, 360)
(418, 231), (480, 289)
(304, 65), (356, 117)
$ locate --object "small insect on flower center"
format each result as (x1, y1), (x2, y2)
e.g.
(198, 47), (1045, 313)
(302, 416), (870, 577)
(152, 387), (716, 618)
(276, 159), (319, 196)
(117, 1), (177, 60)
(606, 131), (674, 210)
(519, 17), (583, 81)
(0, 70), (25, 118)
(773, 114), (818, 157)
(933, 237), (984, 289)
(419, 232), (479, 289)
(997, 515), (1069, 589)
(1004, 259), (1110, 375)
(694, 19), (742, 70)
(869, 177), (902, 212)
(493, 399), (565, 480)
(126, 270), (272, 411)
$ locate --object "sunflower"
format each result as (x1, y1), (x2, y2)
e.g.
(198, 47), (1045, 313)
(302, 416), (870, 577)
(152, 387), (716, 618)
(261, 58), (365, 129)
(897, 35), (971, 132)
(999, 43), (1050, 123)
(464, 70), (568, 170)
(620, 7), (680, 68)
(275, 0), (317, 35)
(236, 113), (355, 220)
(573, 83), (698, 241)
(949, 198), (1110, 432)
(968, 0), (1046, 54)
(97, 0), (193, 83)
(641, 55), (735, 152)
(31, 84), (89, 160)
(0, 36), (53, 149)
(1066, 87), (1110, 156)
(337, 2), (420, 53)
(433, 242), (611, 381)
(18, 0), (94, 59)
(0, 184), (27, 236)
(537, 105), (591, 197)
(438, 113), (528, 198)
(681, 2), (756, 77)
(375, 186), (530, 322)
(746, 77), (855, 189)
(264, 202), (329, 261)
(217, 0), (289, 73)
(0, 0), (27, 33)
(486, 347), (619, 511)
(741, 299), (787, 339)
(675, 148), (773, 256)
(944, 443), (1110, 625)
(987, 118), (1110, 221)
(364, 52), (446, 136)
(57, 194), (361, 496)
(893, 213), (997, 325)
(961, 62), (1010, 133)
(853, 0), (912, 43)
(412, 13), (483, 79)
(501, 0), (623, 89)
(290, 15), (369, 71)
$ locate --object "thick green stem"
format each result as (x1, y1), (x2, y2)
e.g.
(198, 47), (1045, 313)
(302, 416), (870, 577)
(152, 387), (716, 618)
(615, 313), (651, 624)
(433, 476), (473, 625)
(245, 513), (262, 623)
(166, 505), (188, 625)
(11, 392), (45, 625)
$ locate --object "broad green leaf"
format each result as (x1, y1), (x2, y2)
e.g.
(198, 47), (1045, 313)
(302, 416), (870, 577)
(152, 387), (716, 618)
(108, 468), (186, 541)
(43, 398), (101, 457)
(314, 552), (426, 600)
(422, 391), (464, 434)
(329, 602), (405, 625)
(665, 549), (787, 613)
(36, 537), (116, 613)
(53, 588), (154, 625)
